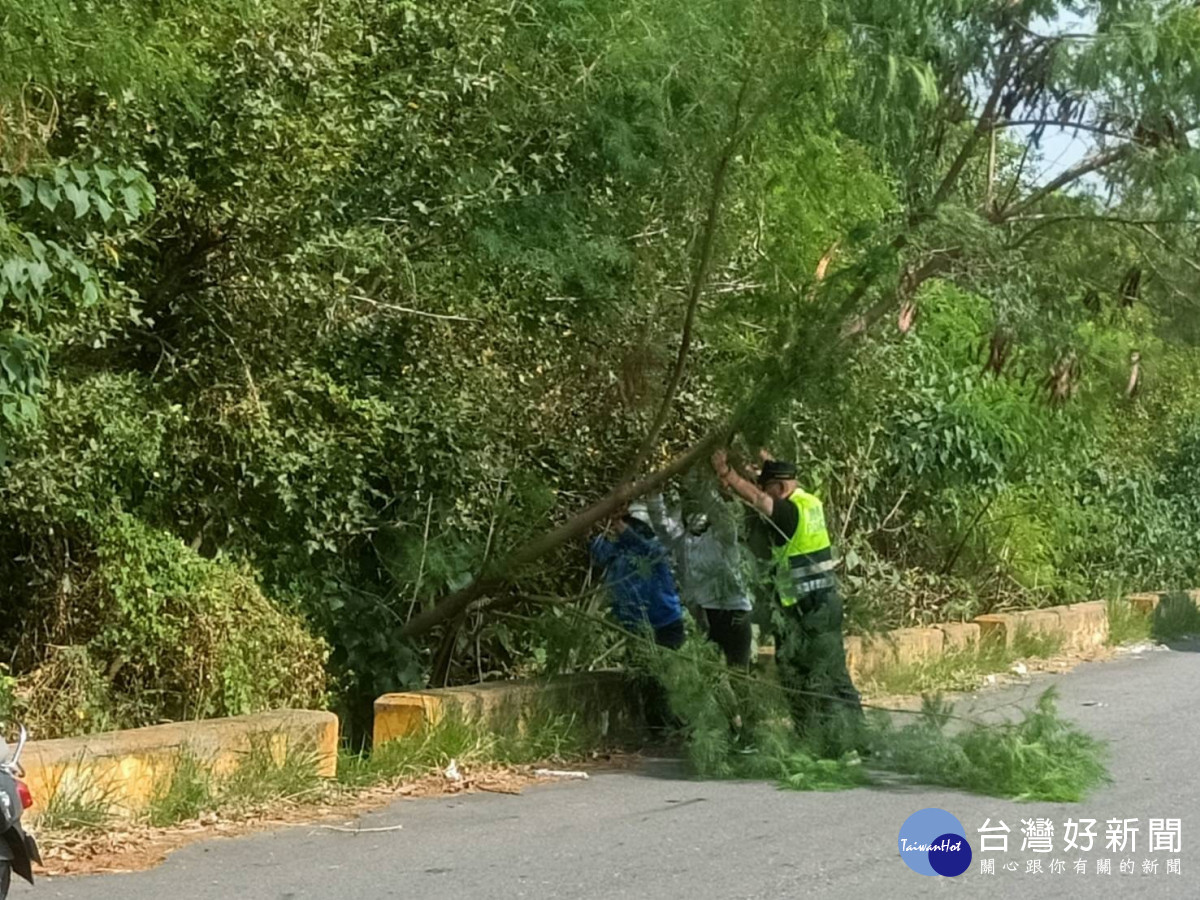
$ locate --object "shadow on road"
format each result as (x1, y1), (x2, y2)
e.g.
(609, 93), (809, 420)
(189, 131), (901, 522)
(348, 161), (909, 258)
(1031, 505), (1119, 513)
(1148, 594), (1200, 650)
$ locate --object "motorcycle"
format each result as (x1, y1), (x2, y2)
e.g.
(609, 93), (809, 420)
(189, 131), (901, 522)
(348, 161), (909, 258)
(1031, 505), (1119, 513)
(0, 724), (40, 899)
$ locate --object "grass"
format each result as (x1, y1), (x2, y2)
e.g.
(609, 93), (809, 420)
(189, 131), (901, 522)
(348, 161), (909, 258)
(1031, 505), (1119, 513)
(147, 749), (214, 827)
(1150, 592), (1200, 641)
(1105, 592), (1200, 646)
(857, 624), (1063, 697)
(220, 735), (324, 810)
(38, 737), (330, 836)
(37, 702), (605, 839)
(36, 770), (117, 832)
(1106, 597), (1152, 646)
(337, 708), (597, 789)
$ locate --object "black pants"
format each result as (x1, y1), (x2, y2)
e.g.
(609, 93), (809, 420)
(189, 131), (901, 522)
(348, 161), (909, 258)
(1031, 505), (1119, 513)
(653, 618), (686, 650)
(702, 608), (753, 667)
(775, 588), (863, 747)
(641, 618), (685, 731)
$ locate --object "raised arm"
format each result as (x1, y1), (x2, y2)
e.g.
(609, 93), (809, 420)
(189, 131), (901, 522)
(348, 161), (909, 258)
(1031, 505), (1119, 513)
(712, 449), (774, 517)
(646, 492), (685, 550)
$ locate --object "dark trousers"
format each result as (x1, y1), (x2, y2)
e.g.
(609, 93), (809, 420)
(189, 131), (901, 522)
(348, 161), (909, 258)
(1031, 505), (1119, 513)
(775, 588), (863, 746)
(702, 608), (753, 667)
(653, 618), (686, 650)
(640, 617), (685, 732)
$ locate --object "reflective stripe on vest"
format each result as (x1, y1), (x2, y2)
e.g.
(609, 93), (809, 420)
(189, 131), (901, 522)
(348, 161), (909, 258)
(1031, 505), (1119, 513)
(772, 490), (835, 607)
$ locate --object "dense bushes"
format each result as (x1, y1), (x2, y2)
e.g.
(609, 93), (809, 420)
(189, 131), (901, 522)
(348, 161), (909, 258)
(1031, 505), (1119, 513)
(3, 0), (1200, 737)
(0, 374), (326, 736)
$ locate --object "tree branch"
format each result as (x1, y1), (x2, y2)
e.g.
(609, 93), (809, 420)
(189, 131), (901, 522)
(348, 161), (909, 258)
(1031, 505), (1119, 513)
(622, 80), (753, 481)
(399, 429), (728, 638)
(834, 47), (1015, 325)
(1007, 212), (1200, 250)
(996, 119), (1130, 140)
(995, 144), (1135, 222)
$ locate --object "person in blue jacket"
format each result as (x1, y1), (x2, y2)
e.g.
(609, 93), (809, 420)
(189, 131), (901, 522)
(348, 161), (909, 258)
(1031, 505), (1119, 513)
(589, 501), (686, 649)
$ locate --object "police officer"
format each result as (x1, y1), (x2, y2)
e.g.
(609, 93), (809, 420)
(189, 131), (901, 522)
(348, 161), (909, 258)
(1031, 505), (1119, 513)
(711, 449), (863, 747)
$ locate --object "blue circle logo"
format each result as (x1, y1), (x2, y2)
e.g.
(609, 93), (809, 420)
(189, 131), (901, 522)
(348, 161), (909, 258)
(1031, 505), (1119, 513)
(898, 808), (972, 877)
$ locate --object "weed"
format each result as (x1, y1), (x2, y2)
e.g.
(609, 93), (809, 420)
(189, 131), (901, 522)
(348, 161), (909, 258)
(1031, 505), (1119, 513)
(857, 622), (1062, 697)
(1150, 593), (1200, 641)
(147, 749), (214, 827)
(219, 734), (323, 809)
(1106, 598), (1152, 646)
(36, 772), (115, 832)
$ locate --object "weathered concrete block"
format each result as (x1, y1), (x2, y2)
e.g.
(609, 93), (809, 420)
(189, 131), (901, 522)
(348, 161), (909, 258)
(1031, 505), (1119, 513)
(850, 627), (944, 679)
(934, 622), (980, 652)
(974, 613), (1016, 648)
(1048, 601), (1109, 651)
(853, 634), (895, 677)
(1128, 592), (1163, 615)
(22, 710), (338, 820)
(374, 671), (642, 747)
(1012, 609), (1066, 642)
(976, 610), (1063, 649)
(890, 627), (946, 666)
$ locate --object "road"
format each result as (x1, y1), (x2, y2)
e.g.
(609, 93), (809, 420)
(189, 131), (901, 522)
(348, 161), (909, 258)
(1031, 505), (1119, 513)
(20, 639), (1200, 899)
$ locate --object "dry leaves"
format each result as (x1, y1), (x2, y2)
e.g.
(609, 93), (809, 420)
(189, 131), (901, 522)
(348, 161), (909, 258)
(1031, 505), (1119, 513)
(31, 758), (621, 878)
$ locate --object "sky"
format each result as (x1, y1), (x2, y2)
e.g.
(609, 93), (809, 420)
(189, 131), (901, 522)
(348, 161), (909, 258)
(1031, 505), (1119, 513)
(1012, 9), (1096, 186)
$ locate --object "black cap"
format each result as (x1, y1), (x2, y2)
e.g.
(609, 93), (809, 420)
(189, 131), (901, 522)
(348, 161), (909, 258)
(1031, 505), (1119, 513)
(757, 459), (798, 486)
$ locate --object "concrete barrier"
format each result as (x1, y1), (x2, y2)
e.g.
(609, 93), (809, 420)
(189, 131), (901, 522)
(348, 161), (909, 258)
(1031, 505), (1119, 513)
(22, 710), (338, 820)
(935, 622), (980, 651)
(1128, 590), (1200, 617)
(1047, 601), (1109, 652)
(374, 671), (643, 746)
(846, 627), (945, 679)
(1128, 592), (1163, 615)
(974, 609), (1062, 648)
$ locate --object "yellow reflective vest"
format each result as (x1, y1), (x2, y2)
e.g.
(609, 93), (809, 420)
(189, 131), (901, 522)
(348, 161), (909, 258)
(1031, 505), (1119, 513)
(771, 489), (836, 606)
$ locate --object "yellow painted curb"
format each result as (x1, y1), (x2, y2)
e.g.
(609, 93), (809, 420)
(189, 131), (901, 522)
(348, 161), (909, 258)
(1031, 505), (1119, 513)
(373, 671), (638, 746)
(22, 710), (338, 821)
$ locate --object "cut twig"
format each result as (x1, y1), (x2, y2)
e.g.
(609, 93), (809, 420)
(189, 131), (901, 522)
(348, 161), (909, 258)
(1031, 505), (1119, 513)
(319, 823), (405, 834)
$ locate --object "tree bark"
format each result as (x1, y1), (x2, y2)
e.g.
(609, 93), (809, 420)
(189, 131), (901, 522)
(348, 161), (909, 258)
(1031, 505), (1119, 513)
(400, 429), (729, 638)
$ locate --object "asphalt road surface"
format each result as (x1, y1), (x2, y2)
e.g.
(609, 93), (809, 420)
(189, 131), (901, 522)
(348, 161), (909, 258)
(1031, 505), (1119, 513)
(21, 639), (1200, 899)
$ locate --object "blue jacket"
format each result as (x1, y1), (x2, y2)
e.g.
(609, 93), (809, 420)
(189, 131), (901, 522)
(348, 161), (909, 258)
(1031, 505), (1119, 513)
(589, 527), (684, 631)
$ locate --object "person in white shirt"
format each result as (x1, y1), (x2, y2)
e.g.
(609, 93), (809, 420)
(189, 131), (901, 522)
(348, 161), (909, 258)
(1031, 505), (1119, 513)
(647, 489), (754, 667)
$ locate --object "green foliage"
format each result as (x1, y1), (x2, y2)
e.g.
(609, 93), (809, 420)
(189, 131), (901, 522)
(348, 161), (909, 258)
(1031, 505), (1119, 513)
(1106, 598), (1152, 646)
(877, 689), (1111, 802)
(90, 512), (330, 721)
(147, 750), (215, 827)
(4, 0), (1200, 739)
(1150, 593), (1200, 641)
(0, 665), (15, 722)
(648, 639), (1108, 801)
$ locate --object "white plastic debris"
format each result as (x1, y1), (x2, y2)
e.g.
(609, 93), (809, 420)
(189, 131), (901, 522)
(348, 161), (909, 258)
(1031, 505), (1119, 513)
(534, 769), (589, 780)
(443, 759), (462, 782)
(1010, 662), (1028, 676)
(985, 674), (998, 685)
